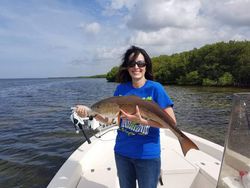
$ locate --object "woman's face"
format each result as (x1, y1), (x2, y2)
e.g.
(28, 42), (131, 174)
(127, 53), (146, 81)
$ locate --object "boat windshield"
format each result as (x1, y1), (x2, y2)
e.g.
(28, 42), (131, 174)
(217, 93), (250, 188)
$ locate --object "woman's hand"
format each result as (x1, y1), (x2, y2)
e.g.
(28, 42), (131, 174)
(75, 105), (89, 117)
(119, 105), (148, 125)
(75, 105), (116, 125)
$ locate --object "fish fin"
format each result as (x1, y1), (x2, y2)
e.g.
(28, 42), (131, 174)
(117, 111), (121, 126)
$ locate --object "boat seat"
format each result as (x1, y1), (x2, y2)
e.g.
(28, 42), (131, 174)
(160, 148), (199, 188)
(185, 149), (221, 186)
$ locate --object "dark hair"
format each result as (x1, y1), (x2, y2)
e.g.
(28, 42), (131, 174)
(117, 46), (154, 83)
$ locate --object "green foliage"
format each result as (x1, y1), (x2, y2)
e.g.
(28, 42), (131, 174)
(106, 66), (119, 82)
(106, 40), (250, 87)
(154, 65), (172, 84)
(177, 71), (202, 85)
(202, 78), (217, 86)
(87, 74), (106, 78)
(218, 72), (234, 86)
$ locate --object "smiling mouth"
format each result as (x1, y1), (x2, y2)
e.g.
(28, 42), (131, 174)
(132, 69), (142, 72)
(132, 71), (141, 74)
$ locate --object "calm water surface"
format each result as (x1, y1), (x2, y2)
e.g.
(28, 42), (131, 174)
(0, 78), (249, 188)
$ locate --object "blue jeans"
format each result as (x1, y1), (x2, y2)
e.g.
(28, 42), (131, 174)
(115, 153), (161, 188)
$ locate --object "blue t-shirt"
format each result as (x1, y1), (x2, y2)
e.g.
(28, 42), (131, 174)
(113, 80), (174, 159)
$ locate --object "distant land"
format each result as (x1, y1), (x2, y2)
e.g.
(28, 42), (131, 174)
(47, 74), (106, 79)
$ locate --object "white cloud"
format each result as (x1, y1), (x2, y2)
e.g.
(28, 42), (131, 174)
(129, 27), (214, 55)
(95, 46), (127, 61)
(126, 0), (201, 31)
(108, 0), (132, 9)
(129, 25), (250, 55)
(80, 22), (101, 34)
(200, 0), (250, 27)
(124, 0), (250, 55)
(101, 0), (135, 16)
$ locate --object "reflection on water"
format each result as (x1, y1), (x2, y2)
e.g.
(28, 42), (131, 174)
(0, 78), (249, 188)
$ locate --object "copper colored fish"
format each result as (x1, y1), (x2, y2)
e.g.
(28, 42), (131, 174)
(89, 95), (199, 156)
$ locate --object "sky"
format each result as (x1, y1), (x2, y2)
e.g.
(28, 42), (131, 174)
(0, 0), (250, 78)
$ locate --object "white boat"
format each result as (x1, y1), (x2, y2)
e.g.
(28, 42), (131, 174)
(48, 93), (250, 188)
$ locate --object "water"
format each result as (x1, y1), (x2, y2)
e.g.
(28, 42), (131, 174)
(0, 78), (249, 188)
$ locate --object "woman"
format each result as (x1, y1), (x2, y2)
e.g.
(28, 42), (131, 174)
(76, 46), (176, 188)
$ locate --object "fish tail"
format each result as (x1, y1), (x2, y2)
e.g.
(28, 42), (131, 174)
(177, 132), (199, 156)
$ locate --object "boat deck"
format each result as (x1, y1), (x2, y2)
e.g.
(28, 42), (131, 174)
(48, 128), (222, 188)
(77, 129), (221, 188)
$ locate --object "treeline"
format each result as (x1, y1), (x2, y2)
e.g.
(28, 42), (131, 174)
(79, 74), (106, 78)
(106, 40), (250, 87)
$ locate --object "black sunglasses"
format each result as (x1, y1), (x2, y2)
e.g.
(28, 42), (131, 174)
(127, 60), (146, 68)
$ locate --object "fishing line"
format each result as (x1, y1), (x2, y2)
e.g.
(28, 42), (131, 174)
(92, 127), (117, 140)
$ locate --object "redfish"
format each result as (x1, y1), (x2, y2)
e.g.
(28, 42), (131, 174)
(89, 95), (199, 156)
